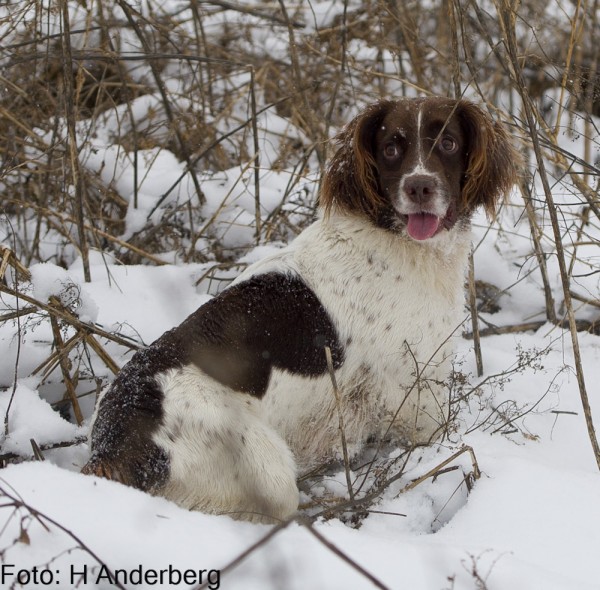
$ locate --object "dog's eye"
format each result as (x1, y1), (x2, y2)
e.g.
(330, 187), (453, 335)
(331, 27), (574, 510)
(439, 136), (458, 153)
(383, 142), (400, 160)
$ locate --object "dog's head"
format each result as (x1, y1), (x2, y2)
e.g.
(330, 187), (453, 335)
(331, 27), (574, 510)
(320, 97), (518, 240)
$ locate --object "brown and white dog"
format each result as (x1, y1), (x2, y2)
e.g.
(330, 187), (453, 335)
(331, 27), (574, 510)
(82, 97), (517, 522)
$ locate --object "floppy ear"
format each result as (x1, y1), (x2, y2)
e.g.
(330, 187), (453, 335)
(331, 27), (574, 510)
(320, 100), (394, 217)
(457, 101), (519, 219)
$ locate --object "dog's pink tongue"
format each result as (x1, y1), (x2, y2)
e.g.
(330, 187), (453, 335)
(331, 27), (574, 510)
(407, 213), (440, 240)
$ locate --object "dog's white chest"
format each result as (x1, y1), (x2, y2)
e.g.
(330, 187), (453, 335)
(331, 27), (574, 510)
(257, 216), (470, 470)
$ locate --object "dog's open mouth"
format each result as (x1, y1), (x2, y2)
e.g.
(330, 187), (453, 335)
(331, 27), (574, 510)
(406, 213), (441, 240)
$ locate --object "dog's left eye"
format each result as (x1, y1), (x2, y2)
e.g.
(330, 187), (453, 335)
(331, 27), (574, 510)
(439, 136), (458, 153)
(383, 142), (400, 160)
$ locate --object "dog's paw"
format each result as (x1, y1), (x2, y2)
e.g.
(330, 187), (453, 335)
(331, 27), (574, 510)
(81, 459), (126, 484)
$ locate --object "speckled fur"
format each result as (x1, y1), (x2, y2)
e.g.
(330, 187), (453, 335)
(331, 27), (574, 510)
(151, 212), (471, 521)
(234, 213), (470, 470)
(153, 365), (298, 521)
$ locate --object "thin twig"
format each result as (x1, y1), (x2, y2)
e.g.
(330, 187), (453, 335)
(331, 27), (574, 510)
(60, 0), (91, 283)
(145, 91), (299, 220)
(0, 437), (88, 463)
(519, 175), (557, 323)
(49, 297), (84, 425)
(302, 524), (390, 590)
(115, 0), (207, 207)
(0, 306), (37, 322)
(0, 283), (142, 351)
(249, 67), (261, 246)
(468, 250), (484, 377)
(325, 346), (354, 503)
(5, 201), (170, 266)
(197, 0), (305, 28)
(398, 446), (480, 496)
(277, 0), (325, 165)
(29, 439), (45, 462)
(193, 518), (295, 589)
(570, 291), (600, 310)
(83, 333), (121, 375)
(463, 320), (546, 339)
(496, 0), (600, 470)
(0, 481), (127, 590)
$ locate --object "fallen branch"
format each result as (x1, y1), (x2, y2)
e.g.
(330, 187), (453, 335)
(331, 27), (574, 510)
(0, 283), (142, 351)
(0, 437), (88, 464)
(397, 445), (480, 496)
(464, 318), (600, 339)
(48, 297), (84, 426)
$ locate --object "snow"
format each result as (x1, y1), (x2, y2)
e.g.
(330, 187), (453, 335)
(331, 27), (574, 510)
(2, 415), (600, 590)
(1, 2), (600, 589)
(0, 381), (81, 457)
(29, 263), (99, 324)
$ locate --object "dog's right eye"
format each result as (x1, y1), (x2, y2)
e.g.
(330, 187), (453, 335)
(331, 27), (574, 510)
(383, 142), (400, 160)
(439, 135), (458, 154)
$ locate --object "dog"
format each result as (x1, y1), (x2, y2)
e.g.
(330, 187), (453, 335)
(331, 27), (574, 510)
(82, 97), (517, 522)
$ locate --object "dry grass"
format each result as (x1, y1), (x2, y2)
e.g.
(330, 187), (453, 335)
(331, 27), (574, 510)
(1, 1), (598, 262)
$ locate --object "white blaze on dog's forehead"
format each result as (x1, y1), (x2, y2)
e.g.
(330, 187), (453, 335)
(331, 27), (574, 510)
(416, 104), (424, 167)
(406, 103), (427, 176)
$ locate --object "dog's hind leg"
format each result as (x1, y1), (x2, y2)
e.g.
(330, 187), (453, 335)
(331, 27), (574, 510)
(153, 365), (299, 523)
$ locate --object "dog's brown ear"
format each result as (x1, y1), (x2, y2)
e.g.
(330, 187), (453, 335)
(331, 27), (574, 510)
(457, 101), (519, 219)
(320, 100), (394, 218)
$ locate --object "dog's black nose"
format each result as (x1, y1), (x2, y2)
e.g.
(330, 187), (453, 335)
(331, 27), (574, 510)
(403, 174), (437, 205)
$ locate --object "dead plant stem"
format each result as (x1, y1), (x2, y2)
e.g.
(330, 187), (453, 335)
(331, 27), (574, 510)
(497, 0), (600, 470)
(468, 251), (484, 376)
(520, 177), (557, 323)
(49, 297), (84, 425)
(399, 446), (480, 495)
(249, 67), (261, 246)
(0, 482), (127, 590)
(325, 346), (355, 502)
(0, 283), (142, 351)
(60, 0), (91, 283)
